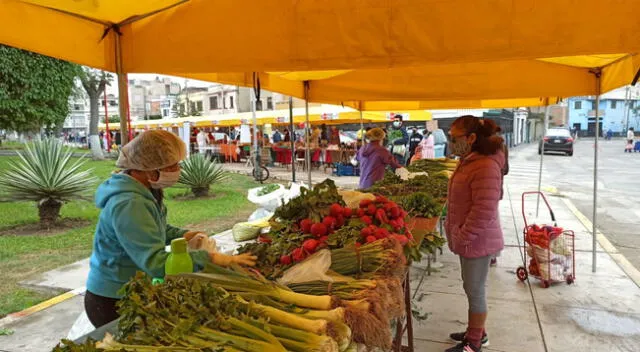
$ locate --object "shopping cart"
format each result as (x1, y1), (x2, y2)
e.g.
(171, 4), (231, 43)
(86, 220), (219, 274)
(516, 192), (576, 288)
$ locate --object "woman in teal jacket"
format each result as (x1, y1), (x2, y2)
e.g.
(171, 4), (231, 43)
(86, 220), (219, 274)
(85, 130), (255, 328)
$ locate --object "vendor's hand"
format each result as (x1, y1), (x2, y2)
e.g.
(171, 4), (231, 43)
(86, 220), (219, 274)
(183, 231), (204, 241)
(185, 232), (208, 250)
(210, 252), (257, 267)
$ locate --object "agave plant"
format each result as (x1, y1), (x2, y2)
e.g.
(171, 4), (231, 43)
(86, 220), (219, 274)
(178, 154), (228, 197)
(0, 139), (96, 228)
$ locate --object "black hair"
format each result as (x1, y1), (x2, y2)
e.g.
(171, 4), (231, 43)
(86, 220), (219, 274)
(451, 116), (504, 155)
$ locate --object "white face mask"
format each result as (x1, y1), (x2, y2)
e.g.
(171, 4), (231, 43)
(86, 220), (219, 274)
(393, 121), (402, 128)
(149, 170), (181, 189)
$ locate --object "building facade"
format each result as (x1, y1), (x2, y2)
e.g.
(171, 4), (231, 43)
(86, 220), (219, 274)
(128, 77), (181, 119)
(63, 85), (119, 135)
(568, 86), (640, 137)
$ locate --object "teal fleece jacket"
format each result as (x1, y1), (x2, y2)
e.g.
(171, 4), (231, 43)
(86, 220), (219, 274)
(86, 173), (210, 299)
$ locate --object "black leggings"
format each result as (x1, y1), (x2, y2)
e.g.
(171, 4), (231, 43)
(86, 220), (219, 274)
(84, 290), (120, 328)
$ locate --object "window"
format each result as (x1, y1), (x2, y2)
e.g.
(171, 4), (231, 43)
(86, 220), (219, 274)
(611, 100), (617, 109)
(210, 96), (218, 109)
(229, 96), (234, 109)
(256, 99), (263, 111)
(196, 101), (203, 112)
(73, 104), (81, 110)
(574, 101), (582, 109)
(165, 84), (170, 95)
(222, 95), (226, 109)
(267, 97), (273, 110)
(591, 101), (596, 110)
(109, 100), (117, 106)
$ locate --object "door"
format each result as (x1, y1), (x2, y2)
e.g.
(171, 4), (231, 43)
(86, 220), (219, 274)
(587, 122), (603, 137)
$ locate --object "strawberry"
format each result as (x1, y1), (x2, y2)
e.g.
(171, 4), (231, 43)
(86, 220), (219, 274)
(302, 239), (319, 253)
(355, 242), (362, 248)
(374, 228), (390, 239)
(392, 234), (409, 246)
(342, 207), (353, 218)
(375, 208), (389, 224)
(390, 207), (401, 219)
(367, 204), (377, 215)
(361, 216), (373, 225)
(375, 195), (389, 204)
(360, 199), (373, 208)
(257, 235), (272, 243)
(366, 235), (377, 243)
(360, 227), (373, 238)
(322, 216), (337, 230)
(383, 203), (395, 211)
(292, 247), (307, 262)
(336, 215), (345, 228)
(329, 203), (343, 217)
(279, 254), (292, 265)
(300, 219), (313, 233)
(357, 208), (366, 217)
(319, 235), (329, 243)
(310, 223), (328, 237)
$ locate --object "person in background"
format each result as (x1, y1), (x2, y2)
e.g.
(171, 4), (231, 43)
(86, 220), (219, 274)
(418, 129), (435, 160)
(408, 127), (423, 163)
(320, 124), (329, 144)
(283, 129), (291, 142)
(196, 128), (208, 154)
(626, 127), (635, 153)
(606, 129), (613, 141)
(85, 130), (255, 328)
(387, 115), (409, 165)
(356, 128), (405, 189)
(330, 126), (341, 145)
(445, 116), (505, 352)
(272, 129), (282, 143)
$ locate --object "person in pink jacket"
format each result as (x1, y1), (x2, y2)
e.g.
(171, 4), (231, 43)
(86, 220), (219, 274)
(444, 116), (505, 352)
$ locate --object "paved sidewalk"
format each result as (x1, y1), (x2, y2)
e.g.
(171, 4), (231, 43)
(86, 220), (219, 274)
(3, 149), (640, 351)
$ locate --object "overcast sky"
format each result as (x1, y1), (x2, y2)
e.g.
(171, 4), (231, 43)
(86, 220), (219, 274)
(128, 73), (212, 87)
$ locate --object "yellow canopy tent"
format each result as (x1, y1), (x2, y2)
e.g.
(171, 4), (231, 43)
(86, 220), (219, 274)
(3, 0), (640, 141)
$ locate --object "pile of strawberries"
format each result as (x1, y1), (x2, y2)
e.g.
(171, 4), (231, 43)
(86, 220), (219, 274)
(279, 203), (353, 264)
(278, 196), (414, 265)
(357, 196), (413, 246)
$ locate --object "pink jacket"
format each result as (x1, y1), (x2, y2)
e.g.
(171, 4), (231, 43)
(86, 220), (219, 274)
(445, 151), (505, 258)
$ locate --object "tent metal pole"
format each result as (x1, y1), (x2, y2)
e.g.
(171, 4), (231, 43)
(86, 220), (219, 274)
(593, 70), (602, 273)
(251, 84), (258, 176)
(304, 81), (312, 187)
(289, 96), (296, 182)
(536, 105), (550, 217)
(359, 102), (365, 144)
(114, 31), (129, 145)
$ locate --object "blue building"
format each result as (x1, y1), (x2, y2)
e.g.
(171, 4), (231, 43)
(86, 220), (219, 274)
(568, 87), (640, 137)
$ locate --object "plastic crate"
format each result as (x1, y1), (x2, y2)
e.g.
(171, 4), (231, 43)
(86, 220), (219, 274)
(334, 163), (359, 176)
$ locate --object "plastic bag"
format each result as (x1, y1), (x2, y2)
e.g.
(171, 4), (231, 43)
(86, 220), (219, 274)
(188, 234), (217, 252)
(287, 182), (307, 201)
(338, 190), (376, 209)
(247, 184), (287, 211)
(248, 208), (274, 222)
(66, 311), (95, 341)
(277, 249), (334, 285)
(527, 244), (571, 281)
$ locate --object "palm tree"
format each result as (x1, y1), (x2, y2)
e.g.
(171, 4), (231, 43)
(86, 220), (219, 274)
(0, 139), (96, 228)
(178, 154), (228, 197)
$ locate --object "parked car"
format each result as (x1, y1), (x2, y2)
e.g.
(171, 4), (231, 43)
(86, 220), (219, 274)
(539, 128), (574, 156)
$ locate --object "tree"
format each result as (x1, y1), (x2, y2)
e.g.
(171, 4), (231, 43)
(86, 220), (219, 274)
(78, 68), (113, 160)
(0, 45), (78, 134)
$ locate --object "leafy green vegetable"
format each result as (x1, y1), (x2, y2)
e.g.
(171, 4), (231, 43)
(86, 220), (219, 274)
(257, 184), (280, 196)
(400, 192), (444, 218)
(272, 179), (344, 223)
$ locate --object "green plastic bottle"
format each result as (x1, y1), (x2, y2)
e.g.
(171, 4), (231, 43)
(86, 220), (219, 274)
(165, 238), (193, 276)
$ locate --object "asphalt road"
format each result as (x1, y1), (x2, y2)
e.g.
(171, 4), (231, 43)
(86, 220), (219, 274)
(507, 138), (640, 270)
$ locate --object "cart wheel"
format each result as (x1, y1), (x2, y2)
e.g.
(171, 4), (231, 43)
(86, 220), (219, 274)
(566, 275), (575, 285)
(541, 280), (550, 288)
(516, 267), (528, 282)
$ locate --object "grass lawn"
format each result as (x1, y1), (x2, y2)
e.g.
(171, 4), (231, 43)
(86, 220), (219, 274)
(0, 156), (259, 318)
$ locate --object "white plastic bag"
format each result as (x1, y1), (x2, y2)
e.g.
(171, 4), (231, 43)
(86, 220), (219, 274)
(248, 208), (274, 222)
(247, 184), (287, 211)
(395, 167), (411, 180)
(287, 181), (308, 201)
(66, 311), (95, 341)
(277, 250), (334, 285)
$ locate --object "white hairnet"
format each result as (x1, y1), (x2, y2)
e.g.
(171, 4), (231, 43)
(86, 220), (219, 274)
(116, 130), (187, 171)
(366, 128), (386, 142)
